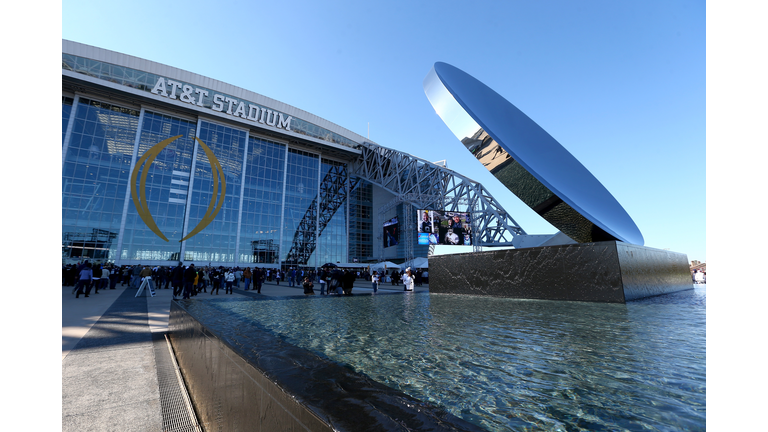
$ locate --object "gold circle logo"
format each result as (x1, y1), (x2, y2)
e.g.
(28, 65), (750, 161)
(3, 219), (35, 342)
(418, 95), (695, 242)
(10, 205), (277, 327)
(130, 136), (226, 242)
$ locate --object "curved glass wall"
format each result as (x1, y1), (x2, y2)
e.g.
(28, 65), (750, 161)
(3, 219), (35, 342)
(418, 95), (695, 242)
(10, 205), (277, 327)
(238, 137), (286, 264)
(349, 180), (373, 262)
(62, 98), (140, 261)
(281, 149), (319, 266)
(120, 111), (198, 261)
(182, 121), (247, 263)
(314, 159), (348, 265)
(62, 75), (375, 266)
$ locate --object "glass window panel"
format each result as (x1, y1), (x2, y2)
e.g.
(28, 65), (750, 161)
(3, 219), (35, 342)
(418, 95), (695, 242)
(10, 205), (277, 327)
(116, 111), (196, 262)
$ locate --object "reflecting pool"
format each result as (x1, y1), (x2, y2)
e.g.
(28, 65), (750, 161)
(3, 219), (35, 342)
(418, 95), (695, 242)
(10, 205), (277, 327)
(215, 287), (705, 431)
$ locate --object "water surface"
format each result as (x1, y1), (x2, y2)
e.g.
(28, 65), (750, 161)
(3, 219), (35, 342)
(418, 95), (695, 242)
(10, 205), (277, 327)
(217, 287), (705, 431)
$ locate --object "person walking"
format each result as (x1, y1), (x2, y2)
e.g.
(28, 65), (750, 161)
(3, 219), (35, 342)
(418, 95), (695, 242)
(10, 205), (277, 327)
(289, 268), (296, 287)
(318, 269), (327, 295)
(122, 266), (131, 286)
(171, 262), (184, 300)
(402, 267), (414, 292)
(371, 271), (379, 294)
(225, 269), (235, 294)
(98, 266), (109, 292)
(254, 267), (263, 293)
(157, 266), (168, 289)
(192, 269), (200, 296)
(210, 268), (221, 295)
(217, 267), (226, 293)
(74, 263), (94, 298)
(109, 265), (119, 289)
(131, 264), (142, 289)
(182, 264), (196, 299)
(139, 265), (155, 295)
(302, 276), (315, 295)
(91, 264), (102, 294)
(243, 267), (252, 290)
(342, 270), (356, 295)
(199, 268), (208, 293)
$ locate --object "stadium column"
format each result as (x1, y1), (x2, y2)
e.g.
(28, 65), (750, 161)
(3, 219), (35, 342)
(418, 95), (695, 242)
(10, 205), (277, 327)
(179, 118), (203, 262)
(234, 135), (250, 265)
(315, 156), (322, 270)
(278, 145), (289, 266)
(114, 107), (147, 264)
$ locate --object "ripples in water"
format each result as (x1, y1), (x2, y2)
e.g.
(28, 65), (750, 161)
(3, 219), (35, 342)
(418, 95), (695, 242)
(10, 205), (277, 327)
(217, 286), (706, 431)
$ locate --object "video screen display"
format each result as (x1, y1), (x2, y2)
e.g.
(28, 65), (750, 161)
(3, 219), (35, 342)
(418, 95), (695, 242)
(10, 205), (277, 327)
(417, 210), (472, 246)
(383, 216), (399, 248)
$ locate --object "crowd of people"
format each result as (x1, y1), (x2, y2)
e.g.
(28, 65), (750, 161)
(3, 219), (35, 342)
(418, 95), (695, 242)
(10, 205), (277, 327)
(63, 261), (313, 299)
(63, 261), (429, 298)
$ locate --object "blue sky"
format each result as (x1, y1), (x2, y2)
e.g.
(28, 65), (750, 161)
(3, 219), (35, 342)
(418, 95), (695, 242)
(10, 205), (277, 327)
(60, 0), (706, 261)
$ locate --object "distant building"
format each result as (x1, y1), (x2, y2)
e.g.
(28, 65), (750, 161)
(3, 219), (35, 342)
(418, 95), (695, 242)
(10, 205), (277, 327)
(690, 260), (706, 273)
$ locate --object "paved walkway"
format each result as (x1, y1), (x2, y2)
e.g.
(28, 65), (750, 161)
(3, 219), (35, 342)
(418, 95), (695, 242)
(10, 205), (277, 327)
(62, 278), (429, 431)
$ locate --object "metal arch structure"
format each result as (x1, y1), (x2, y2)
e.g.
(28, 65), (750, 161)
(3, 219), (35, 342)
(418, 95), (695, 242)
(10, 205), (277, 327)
(350, 142), (527, 247)
(284, 163), (360, 267)
(283, 141), (528, 267)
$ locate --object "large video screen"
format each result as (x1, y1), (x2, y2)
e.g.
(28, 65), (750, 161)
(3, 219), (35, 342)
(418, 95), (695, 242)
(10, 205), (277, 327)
(383, 216), (399, 248)
(417, 210), (473, 246)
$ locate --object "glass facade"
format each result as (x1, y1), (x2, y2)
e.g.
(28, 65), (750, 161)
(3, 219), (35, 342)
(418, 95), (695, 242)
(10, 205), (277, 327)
(62, 94), (364, 267)
(315, 159), (349, 265)
(62, 98), (140, 261)
(62, 90), (375, 268)
(281, 149), (319, 267)
(349, 179), (373, 261)
(182, 121), (247, 263)
(238, 137), (286, 264)
(62, 53), (359, 149)
(62, 46), (418, 268)
(120, 111), (197, 261)
(62, 96), (74, 145)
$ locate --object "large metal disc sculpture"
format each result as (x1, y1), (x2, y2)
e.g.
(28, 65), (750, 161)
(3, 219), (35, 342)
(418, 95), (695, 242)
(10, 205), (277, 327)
(424, 62), (643, 245)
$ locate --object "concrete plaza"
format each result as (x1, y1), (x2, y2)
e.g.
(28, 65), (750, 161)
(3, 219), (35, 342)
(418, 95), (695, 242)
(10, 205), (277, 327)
(62, 277), (428, 431)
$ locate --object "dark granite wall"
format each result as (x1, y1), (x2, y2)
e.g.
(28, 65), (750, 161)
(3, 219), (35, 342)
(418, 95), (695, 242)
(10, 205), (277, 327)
(615, 243), (693, 301)
(168, 300), (486, 432)
(430, 241), (692, 303)
(169, 302), (330, 432)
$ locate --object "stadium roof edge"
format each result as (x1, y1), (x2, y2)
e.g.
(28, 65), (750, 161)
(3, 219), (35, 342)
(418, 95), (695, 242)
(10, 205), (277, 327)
(62, 39), (370, 147)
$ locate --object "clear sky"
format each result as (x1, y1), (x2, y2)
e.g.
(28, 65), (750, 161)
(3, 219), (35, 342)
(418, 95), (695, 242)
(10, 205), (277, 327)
(60, 0), (707, 262)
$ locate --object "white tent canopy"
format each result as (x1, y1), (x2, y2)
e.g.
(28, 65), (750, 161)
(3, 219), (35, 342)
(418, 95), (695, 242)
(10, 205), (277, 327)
(402, 257), (429, 269)
(327, 262), (369, 269)
(370, 261), (400, 271)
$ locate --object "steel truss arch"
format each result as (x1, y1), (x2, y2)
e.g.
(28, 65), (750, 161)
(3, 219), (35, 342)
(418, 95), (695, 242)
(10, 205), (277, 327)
(284, 162), (360, 267)
(351, 142), (527, 246)
(283, 142), (528, 267)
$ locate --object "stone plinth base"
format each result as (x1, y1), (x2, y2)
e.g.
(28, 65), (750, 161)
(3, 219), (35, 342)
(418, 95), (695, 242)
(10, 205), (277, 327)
(430, 241), (692, 303)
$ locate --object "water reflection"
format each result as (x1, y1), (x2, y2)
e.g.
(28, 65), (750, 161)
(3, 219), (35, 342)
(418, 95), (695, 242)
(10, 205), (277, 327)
(217, 288), (705, 431)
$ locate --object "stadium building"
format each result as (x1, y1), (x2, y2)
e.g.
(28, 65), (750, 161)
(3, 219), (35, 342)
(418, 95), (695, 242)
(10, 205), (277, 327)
(61, 40), (526, 269)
